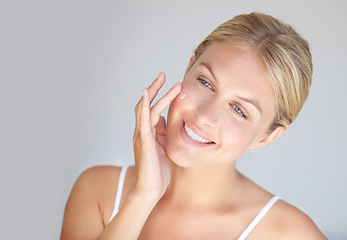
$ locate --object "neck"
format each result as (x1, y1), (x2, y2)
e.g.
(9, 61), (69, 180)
(163, 161), (243, 209)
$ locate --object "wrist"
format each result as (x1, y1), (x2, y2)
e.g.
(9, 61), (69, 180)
(131, 186), (163, 206)
(98, 186), (161, 239)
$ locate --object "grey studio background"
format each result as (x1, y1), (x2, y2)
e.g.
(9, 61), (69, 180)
(1, 0), (346, 239)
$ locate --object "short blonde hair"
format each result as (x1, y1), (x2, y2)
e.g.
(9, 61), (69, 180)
(194, 12), (312, 130)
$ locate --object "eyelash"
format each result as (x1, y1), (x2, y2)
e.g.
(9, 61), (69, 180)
(196, 77), (248, 120)
(232, 105), (247, 119)
(197, 77), (213, 89)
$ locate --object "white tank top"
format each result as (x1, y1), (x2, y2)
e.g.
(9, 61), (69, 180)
(108, 166), (281, 240)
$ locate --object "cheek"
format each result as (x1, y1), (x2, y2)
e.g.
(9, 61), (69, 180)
(177, 82), (209, 105)
(178, 92), (186, 100)
(177, 84), (191, 101)
(166, 85), (200, 134)
(167, 92), (187, 128)
(168, 86), (194, 115)
(220, 118), (257, 148)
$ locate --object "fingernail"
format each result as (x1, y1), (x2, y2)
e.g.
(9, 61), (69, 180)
(179, 94), (186, 99)
(157, 72), (162, 78)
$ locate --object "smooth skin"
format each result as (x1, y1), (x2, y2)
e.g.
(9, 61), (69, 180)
(61, 43), (327, 240)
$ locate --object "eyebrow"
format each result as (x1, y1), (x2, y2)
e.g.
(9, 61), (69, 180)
(199, 61), (263, 116)
(237, 96), (263, 115)
(199, 62), (218, 84)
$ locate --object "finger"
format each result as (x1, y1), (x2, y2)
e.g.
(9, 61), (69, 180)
(150, 82), (182, 126)
(147, 72), (166, 104)
(140, 88), (153, 139)
(134, 72), (162, 140)
(135, 72), (164, 110)
(133, 92), (144, 137)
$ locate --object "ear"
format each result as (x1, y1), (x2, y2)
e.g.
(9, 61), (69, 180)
(184, 55), (196, 78)
(249, 126), (286, 150)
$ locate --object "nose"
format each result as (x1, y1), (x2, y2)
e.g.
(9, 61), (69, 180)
(195, 98), (221, 128)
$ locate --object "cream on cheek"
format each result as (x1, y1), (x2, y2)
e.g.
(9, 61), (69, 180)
(180, 79), (209, 101)
(173, 82), (196, 105)
(169, 90), (188, 110)
(178, 93), (186, 99)
(166, 86), (190, 127)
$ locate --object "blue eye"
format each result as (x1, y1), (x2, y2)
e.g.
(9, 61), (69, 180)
(233, 105), (247, 119)
(197, 78), (212, 89)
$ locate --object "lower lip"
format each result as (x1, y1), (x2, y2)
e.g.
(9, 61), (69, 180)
(180, 121), (214, 147)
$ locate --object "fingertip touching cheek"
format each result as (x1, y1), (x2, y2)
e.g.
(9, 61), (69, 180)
(175, 86), (187, 100)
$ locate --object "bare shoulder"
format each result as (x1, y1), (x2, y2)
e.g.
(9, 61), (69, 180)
(238, 175), (326, 239)
(267, 200), (327, 240)
(71, 166), (122, 206)
(75, 165), (136, 222)
(77, 165), (122, 190)
(79, 165), (137, 217)
(61, 165), (135, 240)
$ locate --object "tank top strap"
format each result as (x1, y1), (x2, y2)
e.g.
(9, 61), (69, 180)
(108, 165), (129, 223)
(237, 196), (281, 240)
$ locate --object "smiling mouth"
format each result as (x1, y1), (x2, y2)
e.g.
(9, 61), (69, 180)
(183, 122), (215, 144)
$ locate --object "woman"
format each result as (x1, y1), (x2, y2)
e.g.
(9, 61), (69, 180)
(61, 12), (327, 239)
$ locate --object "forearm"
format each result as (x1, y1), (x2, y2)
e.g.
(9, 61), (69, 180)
(97, 189), (159, 240)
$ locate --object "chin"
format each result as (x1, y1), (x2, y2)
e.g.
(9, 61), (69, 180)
(166, 144), (221, 169)
(165, 141), (197, 168)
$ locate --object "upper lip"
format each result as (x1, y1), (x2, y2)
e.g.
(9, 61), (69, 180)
(184, 121), (215, 143)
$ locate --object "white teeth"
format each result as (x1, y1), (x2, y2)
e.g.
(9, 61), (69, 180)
(184, 123), (213, 144)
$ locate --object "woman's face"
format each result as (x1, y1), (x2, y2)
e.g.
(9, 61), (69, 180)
(166, 43), (282, 168)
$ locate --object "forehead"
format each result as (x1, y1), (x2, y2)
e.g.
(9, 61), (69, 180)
(195, 43), (269, 87)
(198, 42), (262, 69)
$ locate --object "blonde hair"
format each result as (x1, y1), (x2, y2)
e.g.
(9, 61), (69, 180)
(194, 12), (312, 130)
